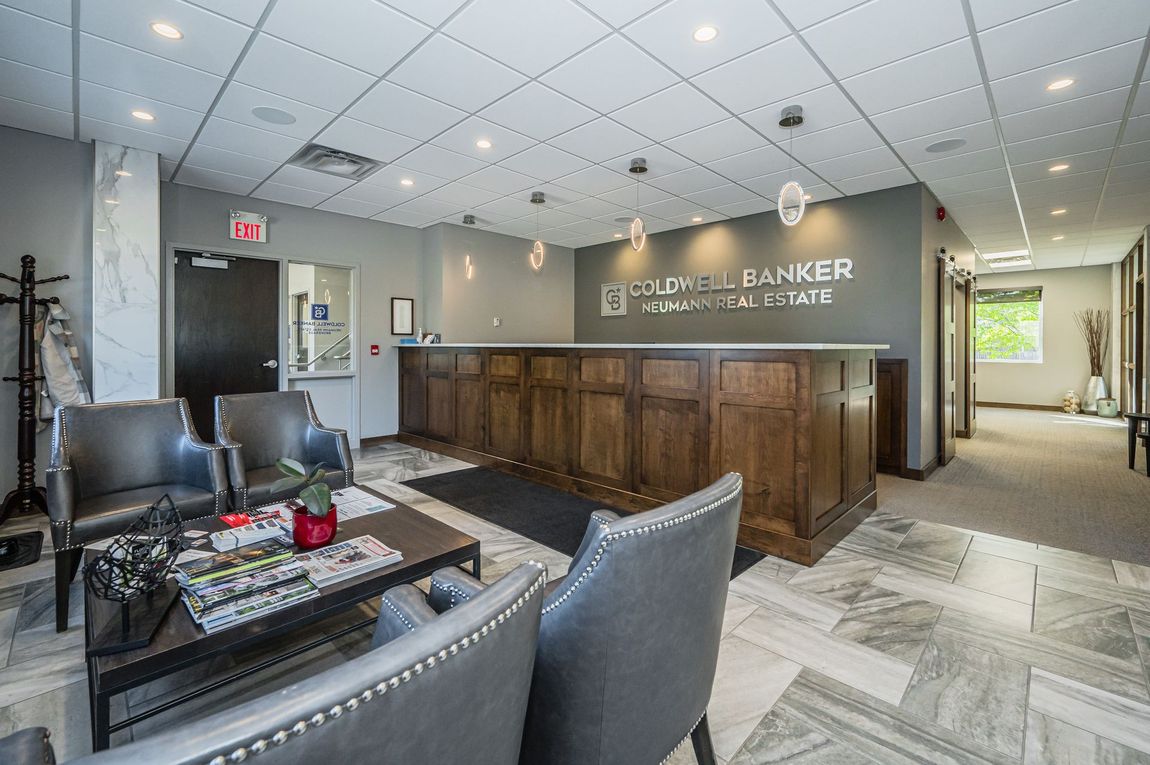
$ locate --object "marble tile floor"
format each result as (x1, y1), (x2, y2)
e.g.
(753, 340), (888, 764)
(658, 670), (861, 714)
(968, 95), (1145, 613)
(0, 444), (1148, 764)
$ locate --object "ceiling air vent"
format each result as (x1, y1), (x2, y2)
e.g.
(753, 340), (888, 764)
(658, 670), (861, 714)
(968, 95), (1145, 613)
(287, 143), (383, 181)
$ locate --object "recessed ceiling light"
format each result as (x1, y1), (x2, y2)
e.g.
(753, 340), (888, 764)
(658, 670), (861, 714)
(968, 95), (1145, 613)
(691, 216), (703, 223)
(251, 106), (296, 125)
(475, 138), (492, 149)
(1052, 235), (1065, 241)
(1048, 163), (1070, 172)
(803, 193), (812, 201)
(693, 25), (718, 43)
(613, 233), (623, 239)
(925, 138), (967, 154)
(1050, 208), (1067, 215)
(95, 227), (106, 232)
(104, 199), (119, 205)
(1046, 78), (1074, 91)
(150, 21), (183, 39)
(114, 170), (132, 177)
(400, 178), (414, 187)
(131, 110), (154, 121)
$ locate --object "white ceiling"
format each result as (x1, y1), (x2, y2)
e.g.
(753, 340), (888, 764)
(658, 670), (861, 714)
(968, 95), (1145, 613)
(1, 0), (1148, 269)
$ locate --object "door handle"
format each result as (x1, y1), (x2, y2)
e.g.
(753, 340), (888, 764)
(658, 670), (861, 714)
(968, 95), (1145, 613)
(263, 360), (278, 369)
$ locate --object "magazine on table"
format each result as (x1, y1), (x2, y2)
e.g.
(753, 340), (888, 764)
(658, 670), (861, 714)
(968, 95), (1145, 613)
(209, 519), (289, 551)
(330, 487), (395, 518)
(173, 539), (294, 587)
(295, 535), (403, 587)
(182, 560), (310, 618)
(184, 576), (319, 634)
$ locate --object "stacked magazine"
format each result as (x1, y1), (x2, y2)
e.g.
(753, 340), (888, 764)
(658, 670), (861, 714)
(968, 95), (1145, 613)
(295, 535), (403, 586)
(174, 540), (318, 635)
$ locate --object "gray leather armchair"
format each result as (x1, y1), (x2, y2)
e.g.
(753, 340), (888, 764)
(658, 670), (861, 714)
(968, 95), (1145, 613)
(47, 398), (229, 631)
(214, 390), (353, 511)
(0, 561), (548, 765)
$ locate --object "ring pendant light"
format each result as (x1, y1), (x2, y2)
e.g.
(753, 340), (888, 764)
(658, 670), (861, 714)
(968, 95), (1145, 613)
(777, 105), (805, 227)
(529, 191), (545, 271)
(629, 157), (648, 251)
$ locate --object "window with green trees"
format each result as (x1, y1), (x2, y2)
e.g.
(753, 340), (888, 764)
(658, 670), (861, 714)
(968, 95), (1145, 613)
(976, 287), (1043, 362)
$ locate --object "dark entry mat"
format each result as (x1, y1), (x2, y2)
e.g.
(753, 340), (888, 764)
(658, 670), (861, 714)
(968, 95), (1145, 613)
(0, 531), (43, 572)
(403, 468), (763, 580)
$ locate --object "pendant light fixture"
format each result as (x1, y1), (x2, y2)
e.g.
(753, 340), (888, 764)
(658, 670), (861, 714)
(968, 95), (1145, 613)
(529, 191), (545, 271)
(628, 157), (647, 251)
(777, 105), (805, 227)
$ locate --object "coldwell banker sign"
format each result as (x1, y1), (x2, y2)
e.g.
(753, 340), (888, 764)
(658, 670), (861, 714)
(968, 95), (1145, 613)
(601, 257), (856, 317)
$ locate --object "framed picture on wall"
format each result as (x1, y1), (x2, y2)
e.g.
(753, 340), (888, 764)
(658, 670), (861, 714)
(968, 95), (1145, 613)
(391, 297), (414, 335)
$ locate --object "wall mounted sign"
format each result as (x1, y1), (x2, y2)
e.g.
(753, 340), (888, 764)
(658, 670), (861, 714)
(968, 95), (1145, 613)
(311, 303), (329, 321)
(603, 257), (856, 317)
(229, 210), (267, 242)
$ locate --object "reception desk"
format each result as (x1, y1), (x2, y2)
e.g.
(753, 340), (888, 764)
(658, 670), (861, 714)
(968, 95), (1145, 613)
(397, 343), (886, 565)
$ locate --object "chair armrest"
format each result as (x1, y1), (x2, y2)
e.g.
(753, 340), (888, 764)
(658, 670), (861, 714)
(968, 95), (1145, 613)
(0, 727), (56, 765)
(427, 566), (488, 613)
(570, 510), (619, 568)
(372, 584), (438, 648)
(177, 434), (229, 500)
(214, 430), (247, 492)
(306, 425), (353, 479)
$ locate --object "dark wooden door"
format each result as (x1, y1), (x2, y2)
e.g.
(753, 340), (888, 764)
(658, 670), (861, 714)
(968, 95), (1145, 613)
(174, 251), (279, 439)
(938, 261), (957, 465)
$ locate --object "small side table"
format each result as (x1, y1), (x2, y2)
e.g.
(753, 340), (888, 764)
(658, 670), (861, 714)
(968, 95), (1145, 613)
(1127, 412), (1150, 471)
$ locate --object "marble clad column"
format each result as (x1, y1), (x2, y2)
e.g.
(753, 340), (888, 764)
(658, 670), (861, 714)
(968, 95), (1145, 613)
(92, 141), (160, 402)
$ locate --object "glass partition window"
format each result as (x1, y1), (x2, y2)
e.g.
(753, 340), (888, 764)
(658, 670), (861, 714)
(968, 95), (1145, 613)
(975, 287), (1042, 363)
(288, 263), (353, 373)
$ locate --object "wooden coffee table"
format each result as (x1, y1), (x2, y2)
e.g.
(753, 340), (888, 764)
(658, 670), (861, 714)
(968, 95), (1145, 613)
(83, 487), (480, 752)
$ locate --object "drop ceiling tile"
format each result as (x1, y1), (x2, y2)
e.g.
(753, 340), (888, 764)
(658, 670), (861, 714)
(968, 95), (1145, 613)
(461, 165), (538, 194)
(663, 210), (729, 226)
(1123, 114), (1150, 144)
(485, 217), (540, 236)
(714, 197), (776, 218)
(397, 143), (487, 181)
(541, 35), (677, 114)
(391, 195), (465, 219)
(977, 0), (1150, 80)
(79, 0), (249, 77)
(707, 144), (792, 182)
(481, 83), (598, 142)
(968, 0), (1064, 31)
(444, 0), (608, 78)
(348, 82), (466, 141)
(935, 184), (1017, 207)
(664, 119), (766, 164)
(910, 147), (1005, 181)
(802, 0), (967, 79)
(682, 183), (758, 209)
(79, 35), (223, 113)
(337, 182), (413, 208)
(267, 164), (355, 194)
(423, 182), (501, 209)
(79, 117), (188, 158)
(431, 117), (535, 163)
(380, 0), (467, 26)
(79, 81), (204, 141)
(1011, 148), (1113, 181)
(532, 208), (582, 228)
(372, 208), (438, 228)
(477, 197), (540, 220)
(388, 35), (527, 113)
(610, 83), (727, 142)
(810, 146), (904, 182)
(623, 0), (789, 78)
(2, 0), (69, 24)
(183, 143), (281, 179)
(1103, 160), (1150, 184)
(772, 0), (869, 30)
(926, 167), (1011, 195)
(1006, 121), (1121, 163)
(559, 218), (617, 236)
(789, 119), (884, 164)
(640, 196), (705, 218)
(1114, 139), (1150, 166)
(870, 86), (991, 144)
(548, 118), (649, 163)
(892, 119), (1001, 164)
(990, 40), (1143, 117)
(0, 57), (70, 111)
(185, 0), (270, 25)
(574, 0), (664, 29)
(692, 37), (829, 116)
(841, 38), (981, 116)
(213, 82), (335, 140)
(316, 117), (419, 163)
(360, 164), (449, 193)
(160, 158), (177, 181)
(0, 96), (71, 139)
(740, 85), (861, 140)
(646, 166), (726, 195)
(499, 143), (591, 181)
(197, 117), (304, 162)
(175, 165), (261, 195)
(999, 87), (1130, 143)
(235, 34), (375, 113)
(597, 181), (673, 208)
(265, 0), (428, 76)
(314, 195), (388, 219)
(557, 196), (624, 218)
(553, 165), (632, 196)
(0, 6), (70, 74)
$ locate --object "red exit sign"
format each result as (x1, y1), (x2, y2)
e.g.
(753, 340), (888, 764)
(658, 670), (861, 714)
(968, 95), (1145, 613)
(229, 210), (268, 243)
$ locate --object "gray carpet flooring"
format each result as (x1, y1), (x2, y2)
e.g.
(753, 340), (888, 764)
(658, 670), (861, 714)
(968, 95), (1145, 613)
(878, 407), (1150, 567)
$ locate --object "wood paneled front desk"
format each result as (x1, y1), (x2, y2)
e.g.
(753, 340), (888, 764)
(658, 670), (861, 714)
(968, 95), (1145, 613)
(398, 343), (888, 566)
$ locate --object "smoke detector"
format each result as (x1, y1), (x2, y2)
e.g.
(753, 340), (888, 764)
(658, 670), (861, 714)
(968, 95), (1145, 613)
(287, 143), (383, 181)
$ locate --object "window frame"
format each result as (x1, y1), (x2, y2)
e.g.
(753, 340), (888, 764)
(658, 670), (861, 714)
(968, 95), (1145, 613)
(974, 286), (1044, 365)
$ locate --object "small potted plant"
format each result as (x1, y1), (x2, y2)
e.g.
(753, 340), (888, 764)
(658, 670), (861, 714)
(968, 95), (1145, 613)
(272, 458), (336, 549)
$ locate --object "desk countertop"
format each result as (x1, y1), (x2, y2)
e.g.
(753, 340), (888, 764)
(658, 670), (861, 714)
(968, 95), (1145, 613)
(396, 342), (890, 350)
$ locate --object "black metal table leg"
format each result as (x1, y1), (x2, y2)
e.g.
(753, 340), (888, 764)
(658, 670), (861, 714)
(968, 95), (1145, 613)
(1131, 418), (1138, 470)
(471, 552), (482, 580)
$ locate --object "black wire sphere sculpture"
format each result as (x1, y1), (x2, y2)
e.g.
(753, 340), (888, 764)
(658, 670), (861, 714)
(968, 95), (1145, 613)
(84, 495), (185, 605)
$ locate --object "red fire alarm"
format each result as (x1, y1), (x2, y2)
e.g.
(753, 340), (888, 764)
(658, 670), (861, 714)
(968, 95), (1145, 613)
(370, 344), (380, 356)
(936, 206), (946, 221)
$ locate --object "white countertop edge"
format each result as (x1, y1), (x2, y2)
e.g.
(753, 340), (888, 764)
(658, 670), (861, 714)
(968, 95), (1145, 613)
(394, 343), (890, 350)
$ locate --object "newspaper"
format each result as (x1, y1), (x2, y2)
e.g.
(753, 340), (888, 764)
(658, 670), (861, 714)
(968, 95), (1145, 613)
(295, 535), (402, 587)
(330, 487), (396, 518)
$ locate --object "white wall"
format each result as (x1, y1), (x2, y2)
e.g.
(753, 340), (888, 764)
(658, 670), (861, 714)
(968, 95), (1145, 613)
(976, 265), (1113, 407)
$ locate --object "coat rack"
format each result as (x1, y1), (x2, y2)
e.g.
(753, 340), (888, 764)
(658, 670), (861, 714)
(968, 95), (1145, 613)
(0, 254), (69, 569)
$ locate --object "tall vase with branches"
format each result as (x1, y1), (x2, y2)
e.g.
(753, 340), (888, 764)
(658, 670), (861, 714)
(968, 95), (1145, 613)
(1074, 308), (1110, 413)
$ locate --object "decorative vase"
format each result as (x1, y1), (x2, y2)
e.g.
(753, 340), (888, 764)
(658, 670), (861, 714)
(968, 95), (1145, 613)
(1097, 398), (1119, 418)
(292, 505), (337, 550)
(1082, 376), (1108, 414)
(1062, 390), (1080, 414)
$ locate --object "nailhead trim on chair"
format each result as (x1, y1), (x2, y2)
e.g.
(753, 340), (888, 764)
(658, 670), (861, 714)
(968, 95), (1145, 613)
(380, 593), (416, 631)
(541, 479), (743, 617)
(203, 563), (547, 765)
(430, 579), (473, 607)
(658, 709), (708, 765)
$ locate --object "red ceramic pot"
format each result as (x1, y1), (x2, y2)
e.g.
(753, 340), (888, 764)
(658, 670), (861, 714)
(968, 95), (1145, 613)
(293, 505), (337, 550)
